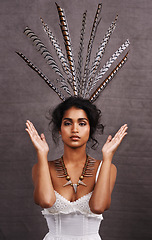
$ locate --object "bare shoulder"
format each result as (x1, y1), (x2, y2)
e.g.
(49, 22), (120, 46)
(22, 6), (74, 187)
(95, 159), (102, 164)
(48, 160), (55, 167)
(48, 159), (60, 176)
(48, 159), (59, 170)
(90, 156), (101, 165)
(90, 156), (117, 175)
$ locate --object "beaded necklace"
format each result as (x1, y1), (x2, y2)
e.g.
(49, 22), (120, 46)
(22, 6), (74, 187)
(55, 155), (95, 193)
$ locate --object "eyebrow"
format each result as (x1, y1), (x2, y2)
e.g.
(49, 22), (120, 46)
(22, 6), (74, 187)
(63, 118), (89, 122)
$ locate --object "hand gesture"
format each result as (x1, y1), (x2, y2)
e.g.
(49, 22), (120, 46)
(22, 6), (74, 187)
(25, 120), (49, 155)
(102, 124), (128, 161)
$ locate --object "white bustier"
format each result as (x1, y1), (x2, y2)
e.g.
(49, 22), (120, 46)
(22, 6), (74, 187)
(42, 161), (103, 239)
(42, 191), (103, 239)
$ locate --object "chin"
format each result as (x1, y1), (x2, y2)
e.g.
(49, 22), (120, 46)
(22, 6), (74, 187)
(63, 140), (84, 148)
(70, 142), (87, 149)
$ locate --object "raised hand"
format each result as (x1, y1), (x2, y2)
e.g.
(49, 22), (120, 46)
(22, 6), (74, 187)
(25, 120), (49, 155)
(102, 124), (128, 161)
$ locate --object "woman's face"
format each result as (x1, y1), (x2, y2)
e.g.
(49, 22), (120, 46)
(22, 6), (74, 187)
(60, 107), (90, 149)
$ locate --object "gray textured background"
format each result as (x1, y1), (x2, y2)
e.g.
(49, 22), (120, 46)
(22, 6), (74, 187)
(0, 0), (152, 239)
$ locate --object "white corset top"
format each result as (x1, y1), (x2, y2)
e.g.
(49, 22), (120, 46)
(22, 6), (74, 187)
(42, 161), (103, 239)
(42, 191), (103, 239)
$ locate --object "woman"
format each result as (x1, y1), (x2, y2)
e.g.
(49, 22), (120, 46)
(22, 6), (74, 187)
(25, 96), (128, 240)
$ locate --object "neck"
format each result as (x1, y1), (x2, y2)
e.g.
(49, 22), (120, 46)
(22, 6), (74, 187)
(63, 145), (87, 164)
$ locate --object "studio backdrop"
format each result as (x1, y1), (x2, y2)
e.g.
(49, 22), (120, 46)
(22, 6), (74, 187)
(0, 0), (152, 239)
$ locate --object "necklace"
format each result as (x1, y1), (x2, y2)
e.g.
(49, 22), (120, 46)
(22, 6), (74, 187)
(55, 155), (95, 193)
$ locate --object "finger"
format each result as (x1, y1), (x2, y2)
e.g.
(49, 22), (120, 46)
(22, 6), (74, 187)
(117, 124), (127, 135)
(112, 130), (127, 146)
(30, 121), (36, 132)
(25, 127), (34, 141)
(25, 125), (40, 145)
(115, 129), (128, 144)
(121, 131), (128, 140)
(119, 126), (128, 139)
(26, 120), (34, 133)
(106, 135), (112, 143)
(114, 124), (128, 139)
(27, 120), (36, 132)
(41, 133), (46, 142)
(26, 120), (39, 136)
(25, 128), (29, 134)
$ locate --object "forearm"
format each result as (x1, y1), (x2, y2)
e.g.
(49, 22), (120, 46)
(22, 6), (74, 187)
(89, 125), (127, 214)
(33, 151), (56, 208)
(89, 156), (116, 214)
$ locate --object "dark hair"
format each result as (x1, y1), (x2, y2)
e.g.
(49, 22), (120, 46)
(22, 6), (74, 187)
(50, 96), (104, 149)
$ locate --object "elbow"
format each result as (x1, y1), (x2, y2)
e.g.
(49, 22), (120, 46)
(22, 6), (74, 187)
(89, 199), (111, 214)
(90, 208), (104, 214)
(39, 199), (56, 208)
(90, 204), (110, 214)
(90, 205), (105, 214)
(34, 194), (56, 208)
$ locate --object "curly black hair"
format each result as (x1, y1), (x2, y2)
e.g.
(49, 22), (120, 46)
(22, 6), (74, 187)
(49, 96), (104, 149)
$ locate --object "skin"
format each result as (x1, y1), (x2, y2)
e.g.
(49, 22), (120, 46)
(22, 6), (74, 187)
(25, 106), (128, 213)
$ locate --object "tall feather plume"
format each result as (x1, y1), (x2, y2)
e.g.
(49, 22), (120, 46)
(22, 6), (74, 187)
(56, 78), (72, 96)
(24, 27), (71, 96)
(24, 27), (63, 79)
(81, 3), (102, 96)
(17, 2), (130, 103)
(56, 2), (78, 96)
(89, 52), (129, 103)
(77, 10), (87, 95)
(16, 51), (66, 101)
(85, 15), (118, 96)
(40, 18), (72, 83)
(88, 39), (130, 94)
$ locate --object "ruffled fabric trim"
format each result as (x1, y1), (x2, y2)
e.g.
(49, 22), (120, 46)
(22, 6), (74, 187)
(42, 191), (103, 220)
(54, 190), (93, 204)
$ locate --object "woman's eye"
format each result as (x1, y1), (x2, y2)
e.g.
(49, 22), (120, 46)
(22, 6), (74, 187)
(79, 122), (86, 126)
(64, 122), (71, 126)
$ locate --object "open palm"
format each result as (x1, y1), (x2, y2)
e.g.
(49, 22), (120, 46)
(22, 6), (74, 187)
(102, 124), (128, 159)
(25, 120), (49, 154)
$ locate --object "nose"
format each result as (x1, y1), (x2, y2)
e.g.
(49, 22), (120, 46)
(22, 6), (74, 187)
(72, 123), (78, 133)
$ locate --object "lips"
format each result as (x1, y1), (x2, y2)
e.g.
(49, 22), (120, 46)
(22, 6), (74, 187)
(70, 135), (80, 140)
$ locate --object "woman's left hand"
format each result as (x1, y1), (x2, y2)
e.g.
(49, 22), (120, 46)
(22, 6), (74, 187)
(102, 124), (128, 161)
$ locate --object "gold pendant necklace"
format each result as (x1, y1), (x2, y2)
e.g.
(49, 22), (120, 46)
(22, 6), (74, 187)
(55, 155), (95, 193)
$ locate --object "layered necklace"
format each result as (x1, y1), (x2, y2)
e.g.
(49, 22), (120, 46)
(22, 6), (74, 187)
(55, 155), (95, 193)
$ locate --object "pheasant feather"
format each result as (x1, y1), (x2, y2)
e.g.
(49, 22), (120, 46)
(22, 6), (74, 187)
(24, 27), (65, 79)
(81, 3), (102, 96)
(56, 78), (72, 96)
(16, 51), (66, 101)
(77, 10), (87, 93)
(89, 52), (129, 103)
(40, 18), (72, 80)
(17, 3), (129, 103)
(56, 3), (78, 96)
(24, 27), (72, 96)
(88, 15), (118, 81)
(88, 39), (130, 94)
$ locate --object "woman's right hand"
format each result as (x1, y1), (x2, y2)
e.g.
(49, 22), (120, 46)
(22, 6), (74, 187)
(25, 120), (49, 155)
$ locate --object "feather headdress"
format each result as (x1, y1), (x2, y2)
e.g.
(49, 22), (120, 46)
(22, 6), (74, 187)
(17, 2), (130, 103)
